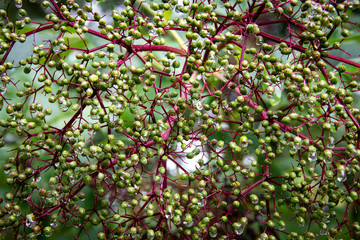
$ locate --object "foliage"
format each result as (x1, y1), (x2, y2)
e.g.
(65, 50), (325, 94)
(0, 0), (360, 239)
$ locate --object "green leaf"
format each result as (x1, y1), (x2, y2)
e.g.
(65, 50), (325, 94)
(164, 10), (172, 21)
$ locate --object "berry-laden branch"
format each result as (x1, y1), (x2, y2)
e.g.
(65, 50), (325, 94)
(0, 0), (360, 239)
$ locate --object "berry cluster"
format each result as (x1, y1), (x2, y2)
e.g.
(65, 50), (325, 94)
(0, 0), (360, 239)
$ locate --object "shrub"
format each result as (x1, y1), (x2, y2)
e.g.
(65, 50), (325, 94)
(0, 0), (360, 239)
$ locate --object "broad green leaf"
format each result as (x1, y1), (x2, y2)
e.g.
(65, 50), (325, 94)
(164, 10), (172, 21)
